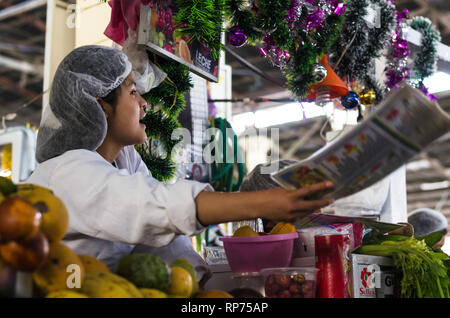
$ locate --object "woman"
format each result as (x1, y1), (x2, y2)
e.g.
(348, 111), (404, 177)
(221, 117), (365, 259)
(27, 45), (334, 280)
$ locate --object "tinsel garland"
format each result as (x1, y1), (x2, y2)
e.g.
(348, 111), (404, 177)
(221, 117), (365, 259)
(136, 53), (193, 182)
(227, 0), (345, 99)
(408, 16), (441, 99)
(330, 0), (395, 88)
(173, 0), (228, 59)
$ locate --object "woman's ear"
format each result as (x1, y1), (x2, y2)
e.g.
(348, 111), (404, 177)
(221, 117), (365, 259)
(97, 98), (113, 119)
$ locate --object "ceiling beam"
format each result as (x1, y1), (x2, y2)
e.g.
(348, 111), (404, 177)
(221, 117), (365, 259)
(0, 76), (37, 99)
(0, 0), (47, 22)
(0, 54), (42, 75)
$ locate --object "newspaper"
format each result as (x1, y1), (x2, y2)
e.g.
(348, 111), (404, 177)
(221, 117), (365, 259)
(271, 84), (450, 200)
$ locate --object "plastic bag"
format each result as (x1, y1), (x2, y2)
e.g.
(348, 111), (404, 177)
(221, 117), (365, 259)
(122, 30), (167, 94)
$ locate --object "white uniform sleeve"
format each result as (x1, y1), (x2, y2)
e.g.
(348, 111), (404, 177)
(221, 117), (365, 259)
(48, 152), (213, 247)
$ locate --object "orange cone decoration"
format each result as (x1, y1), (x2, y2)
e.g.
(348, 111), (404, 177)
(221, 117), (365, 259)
(307, 54), (348, 100)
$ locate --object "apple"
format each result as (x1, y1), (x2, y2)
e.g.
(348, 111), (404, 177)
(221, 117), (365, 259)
(0, 231), (49, 271)
(0, 197), (41, 242)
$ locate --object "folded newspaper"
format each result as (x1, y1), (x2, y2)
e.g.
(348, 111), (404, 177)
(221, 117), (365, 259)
(271, 84), (450, 200)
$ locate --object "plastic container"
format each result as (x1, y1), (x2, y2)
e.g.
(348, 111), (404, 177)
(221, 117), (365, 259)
(260, 267), (319, 298)
(219, 232), (298, 273)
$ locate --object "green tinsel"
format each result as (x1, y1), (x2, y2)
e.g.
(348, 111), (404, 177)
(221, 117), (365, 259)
(173, 0), (228, 59)
(227, 0), (344, 99)
(408, 16), (441, 86)
(137, 53), (193, 182)
(285, 12), (344, 98)
(329, 0), (395, 96)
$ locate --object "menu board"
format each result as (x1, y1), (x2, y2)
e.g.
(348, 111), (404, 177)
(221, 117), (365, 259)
(138, 3), (220, 82)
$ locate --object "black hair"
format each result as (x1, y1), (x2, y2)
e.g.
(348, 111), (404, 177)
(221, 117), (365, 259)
(102, 86), (120, 108)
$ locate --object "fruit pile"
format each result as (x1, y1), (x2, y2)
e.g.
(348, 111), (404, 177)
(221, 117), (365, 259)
(232, 222), (297, 237)
(0, 177), (232, 298)
(264, 272), (316, 298)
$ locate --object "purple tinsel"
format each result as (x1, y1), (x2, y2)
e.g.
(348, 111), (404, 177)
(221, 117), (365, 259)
(418, 84), (438, 101)
(385, 9), (410, 89)
(227, 26), (248, 47)
(260, 34), (290, 68)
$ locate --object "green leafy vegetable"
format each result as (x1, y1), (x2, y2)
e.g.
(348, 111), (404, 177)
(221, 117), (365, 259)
(356, 238), (450, 298)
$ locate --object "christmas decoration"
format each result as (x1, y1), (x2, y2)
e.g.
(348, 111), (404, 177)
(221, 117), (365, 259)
(340, 91), (360, 109)
(227, 26), (248, 47)
(329, 0), (395, 106)
(311, 63), (327, 84)
(227, 0), (346, 99)
(173, 0), (228, 59)
(358, 88), (376, 106)
(307, 54), (348, 104)
(136, 53), (193, 181)
(408, 16), (441, 101)
(384, 8), (411, 90)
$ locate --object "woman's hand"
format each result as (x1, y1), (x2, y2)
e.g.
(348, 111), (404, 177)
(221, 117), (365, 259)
(195, 181), (334, 226)
(256, 181), (335, 222)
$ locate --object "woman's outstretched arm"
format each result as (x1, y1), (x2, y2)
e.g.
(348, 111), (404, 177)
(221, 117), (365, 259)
(195, 181), (335, 226)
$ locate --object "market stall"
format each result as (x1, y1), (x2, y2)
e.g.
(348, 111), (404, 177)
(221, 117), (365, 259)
(1, 0), (450, 300)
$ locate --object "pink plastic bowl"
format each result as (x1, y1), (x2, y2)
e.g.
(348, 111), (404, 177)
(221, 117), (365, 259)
(219, 232), (299, 273)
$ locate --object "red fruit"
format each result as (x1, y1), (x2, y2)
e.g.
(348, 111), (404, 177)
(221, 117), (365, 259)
(289, 284), (301, 294)
(0, 231), (49, 271)
(275, 274), (291, 288)
(0, 197), (41, 242)
(278, 290), (291, 298)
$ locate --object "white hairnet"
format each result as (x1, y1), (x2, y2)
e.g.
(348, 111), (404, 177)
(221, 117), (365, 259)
(36, 45), (132, 163)
(408, 208), (448, 237)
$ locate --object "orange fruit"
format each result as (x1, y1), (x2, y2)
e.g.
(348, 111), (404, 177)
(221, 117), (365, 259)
(166, 266), (193, 298)
(233, 225), (259, 237)
(269, 222), (296, 235)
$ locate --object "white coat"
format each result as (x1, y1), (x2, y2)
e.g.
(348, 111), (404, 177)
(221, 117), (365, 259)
(26, 145), (213, 278)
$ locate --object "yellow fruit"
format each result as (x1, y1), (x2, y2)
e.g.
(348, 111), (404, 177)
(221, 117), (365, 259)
(79, 272), (142, 298)
(15, 183), (53, 196)
(139, 288), (168, 298)
(195, 290), (234, 298)
(78, 255), (110, 273)
(170, 258), (198, 297)
(233, 225), (259, 237)
(166, 266), (193, 298)
(269, 222), (296, 235)
(101, 272), (143, 298)
(16, 188), (69, 242)
(32, 241), (85, 293)
(46, 290), (89, 298)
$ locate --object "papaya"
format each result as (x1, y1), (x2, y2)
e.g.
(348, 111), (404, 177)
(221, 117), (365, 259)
(32, 241), (85, 293)
(16, 186), (69, 242)
(78, 255), (110, 273)
(80, 272), (142, 298)
(139, 288), (168, 298)
(45, 290), (89, 298)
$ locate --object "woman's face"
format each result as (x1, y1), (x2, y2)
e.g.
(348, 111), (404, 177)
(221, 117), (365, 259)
(106, 73), (148, 146)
